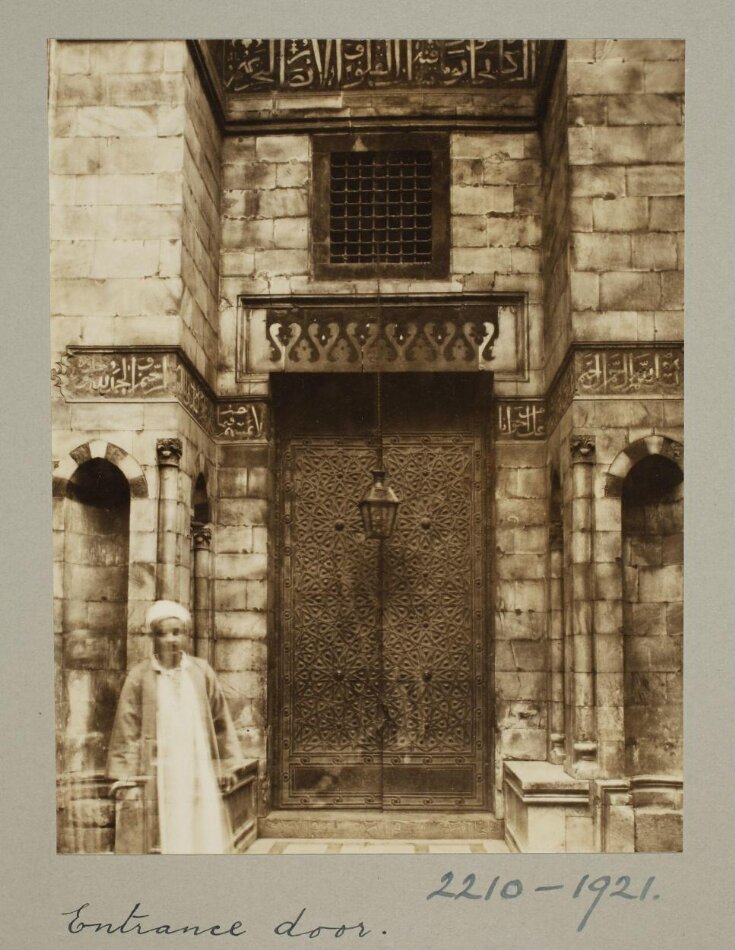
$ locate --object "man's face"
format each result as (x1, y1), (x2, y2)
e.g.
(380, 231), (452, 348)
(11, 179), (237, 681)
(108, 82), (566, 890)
(152, 618), (188, 669)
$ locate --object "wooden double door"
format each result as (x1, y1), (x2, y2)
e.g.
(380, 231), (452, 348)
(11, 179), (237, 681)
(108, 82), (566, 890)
(273, 375), (490, 810)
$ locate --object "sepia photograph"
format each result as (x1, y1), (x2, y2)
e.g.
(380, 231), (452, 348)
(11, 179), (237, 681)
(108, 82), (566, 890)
(50, 37), (684, 856)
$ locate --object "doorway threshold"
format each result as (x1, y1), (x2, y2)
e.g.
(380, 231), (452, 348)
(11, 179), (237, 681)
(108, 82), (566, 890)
(245, 837), (509, 854)
(259, 810), (504, 840)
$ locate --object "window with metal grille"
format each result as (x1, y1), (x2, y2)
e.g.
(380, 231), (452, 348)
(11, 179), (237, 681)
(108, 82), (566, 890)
(313, 133), (449, 278)
(329, 150), (433, 264)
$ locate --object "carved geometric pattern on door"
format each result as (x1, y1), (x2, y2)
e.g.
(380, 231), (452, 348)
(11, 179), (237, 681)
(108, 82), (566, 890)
(278, 434), (487, 809)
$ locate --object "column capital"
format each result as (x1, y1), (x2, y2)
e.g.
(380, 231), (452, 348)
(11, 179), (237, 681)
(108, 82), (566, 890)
(192, 522), (213, 550)
(570, 433), (596, 464)
(156, 438), (183, 467)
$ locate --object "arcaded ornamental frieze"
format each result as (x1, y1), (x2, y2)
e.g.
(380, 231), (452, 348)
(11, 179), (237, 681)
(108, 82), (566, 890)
(238, 293), (527, 379)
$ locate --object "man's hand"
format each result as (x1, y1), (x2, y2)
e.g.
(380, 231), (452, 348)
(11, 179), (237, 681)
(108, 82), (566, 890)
(110, 779), (143, 801)
(218, 772), (237, 794)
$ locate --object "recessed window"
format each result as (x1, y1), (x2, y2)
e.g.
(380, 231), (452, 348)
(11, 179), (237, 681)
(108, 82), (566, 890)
(313, 133), (449, 279)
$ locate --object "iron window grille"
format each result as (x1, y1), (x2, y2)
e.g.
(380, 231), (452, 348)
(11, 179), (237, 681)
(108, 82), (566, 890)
(312, 133), (450, 279)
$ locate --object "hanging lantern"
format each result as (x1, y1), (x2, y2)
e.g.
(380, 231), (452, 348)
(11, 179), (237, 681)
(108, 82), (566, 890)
(357, 296), (400, 539)
(358, 469), (400, 539)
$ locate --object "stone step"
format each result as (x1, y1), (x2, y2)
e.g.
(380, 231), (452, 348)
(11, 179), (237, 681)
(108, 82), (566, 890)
(259, 810), (504, 840)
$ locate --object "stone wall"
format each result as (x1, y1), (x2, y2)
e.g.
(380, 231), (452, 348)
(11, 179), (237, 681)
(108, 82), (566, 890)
(213, 442), (271, 782)
(49, 40), (220, 386)
(493, 440), (549, 814)
(541, 47), (571, 384)
(451, 132), (543, 394)
(181, 51), (223, 385)
(567, 40), (684, 349)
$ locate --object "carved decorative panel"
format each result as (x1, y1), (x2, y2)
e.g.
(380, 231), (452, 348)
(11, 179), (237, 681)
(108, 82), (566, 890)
(223, 40), (538, 94)
(380, 436), (486, 807)
(280, 440), (382, 806)
(278, 434), (487, 809)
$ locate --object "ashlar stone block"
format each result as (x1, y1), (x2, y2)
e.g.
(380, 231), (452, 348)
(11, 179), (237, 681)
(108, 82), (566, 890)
(592, 196), (649, 232)
(600, 272), (661, 310)
(75, 106), (160, 138)
(451, 186), (514, 215)
(572, 232), (631, 270)
(606, 94), (682, 126)
(452, 133), (525, 160)
(255, 188), (308, 219)
(627, 165), (684, 197)
(631, 233), (678, 270)
(644, 61), (685, 94)
(571, 165), (627, 198)
(568, 61), (644, 95)
(452, 215), (486, 247)
(273, 217), (308, 249)
(255, 135), (310, 163)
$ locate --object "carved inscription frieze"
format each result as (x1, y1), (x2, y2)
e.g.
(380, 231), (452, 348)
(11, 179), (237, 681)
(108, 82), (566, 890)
(545, 357), (576, 437)
(215, 402), (270, 441)
(499, 344), (683, 440)
(496, 400), (546, 440)
(52, 349), (268, 443)
(51, 352), (168, 399)
(168, 361), (215, 433)
(223, 39), (537, 94)
(574, 348), (682, 396)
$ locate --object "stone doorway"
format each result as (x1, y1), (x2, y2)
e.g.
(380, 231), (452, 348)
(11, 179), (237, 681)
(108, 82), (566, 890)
(271, 374), (493, 812)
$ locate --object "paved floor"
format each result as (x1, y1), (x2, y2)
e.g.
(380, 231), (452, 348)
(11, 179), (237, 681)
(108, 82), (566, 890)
(245, 838), (510, 854)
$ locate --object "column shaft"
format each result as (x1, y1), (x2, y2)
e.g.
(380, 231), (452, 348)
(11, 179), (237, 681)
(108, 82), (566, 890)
(548, 539), (565, 763)
(192, 523), (213, 665)
(569, 434), (598, 775)
(156, 439), (182, 600)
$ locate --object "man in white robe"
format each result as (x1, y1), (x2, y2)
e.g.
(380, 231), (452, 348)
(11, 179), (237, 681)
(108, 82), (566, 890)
(107, 601), (243, 854)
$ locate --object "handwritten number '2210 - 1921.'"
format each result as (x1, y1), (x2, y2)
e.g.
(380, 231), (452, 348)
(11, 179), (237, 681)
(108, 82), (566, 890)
(427, 872), (658, 932)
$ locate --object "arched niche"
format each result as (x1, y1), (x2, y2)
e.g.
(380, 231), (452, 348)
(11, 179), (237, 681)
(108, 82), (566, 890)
(54, 441), (149, 852)
(61, 458), (131, 775)
(192, 472), (211, 525)
(620, 449), (683, 776)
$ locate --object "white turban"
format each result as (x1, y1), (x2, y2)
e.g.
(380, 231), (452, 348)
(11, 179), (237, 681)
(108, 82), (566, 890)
(145, 600), (191, 631)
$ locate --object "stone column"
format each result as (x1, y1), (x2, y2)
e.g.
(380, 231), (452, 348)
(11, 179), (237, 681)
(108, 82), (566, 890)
(569, 434), (597, 775)
(592, 496), (626, 778)
(155, 438), (182, 600)
(192, 523), (213, 664)
(548, 520), (566, 763)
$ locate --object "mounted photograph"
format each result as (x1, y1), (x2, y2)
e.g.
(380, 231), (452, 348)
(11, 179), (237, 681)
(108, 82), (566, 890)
(50, 37), (684, 855)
